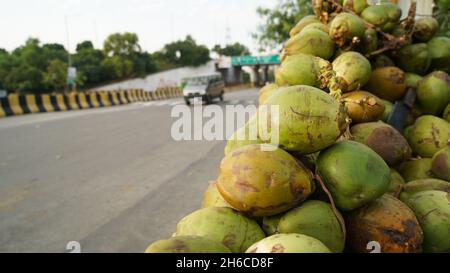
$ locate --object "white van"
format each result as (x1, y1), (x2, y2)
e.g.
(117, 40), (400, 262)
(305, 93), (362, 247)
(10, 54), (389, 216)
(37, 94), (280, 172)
(183, 74), (225, 105)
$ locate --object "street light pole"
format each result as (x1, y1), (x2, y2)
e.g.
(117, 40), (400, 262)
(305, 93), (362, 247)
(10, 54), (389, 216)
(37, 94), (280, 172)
(65, 15), (72, 67)
(65, 15), (75, 93)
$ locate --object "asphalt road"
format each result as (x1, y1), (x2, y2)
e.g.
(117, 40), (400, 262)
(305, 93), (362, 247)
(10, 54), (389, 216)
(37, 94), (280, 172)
(0, 88), (259, 253)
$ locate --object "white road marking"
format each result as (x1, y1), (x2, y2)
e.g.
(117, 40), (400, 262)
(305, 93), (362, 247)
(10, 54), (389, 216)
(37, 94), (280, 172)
(169, 101), (183, 106)
(155, 101), (169, 106)
(142, 102), (157, 106)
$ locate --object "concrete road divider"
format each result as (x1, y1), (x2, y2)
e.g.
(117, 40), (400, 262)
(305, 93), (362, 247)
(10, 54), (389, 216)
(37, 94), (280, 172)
(144, 91), (152, 101)
(111, 91), (121, 105)
(55, 94), (68, 111)
(0, 88), (181, 119)
(0, 103), (5, 118)
(41, 94), (55, 112)
(25, 95), (40, 114)
(126, 90), (135, 103)
(137, 89), (144, 101)
(99, 92), (111, 107)
(89, 93), (101, 108)
(8, 94), (24, 115)
(77, 93), (90, 109)
(119, 90), (129, 104)
(132, 89), (139, 102)
(67, 93), (80, 110)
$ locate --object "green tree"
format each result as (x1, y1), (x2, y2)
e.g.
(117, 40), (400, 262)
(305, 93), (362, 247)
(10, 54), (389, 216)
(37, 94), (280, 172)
(101, 56), (134, 79)
(0, 49), (10, 89)
(434, 0), (450, 37)
(12, 38), (47, 70)
(104, 32), (141, 57)
(4, 64), (43, 93)
(254, 0), (313, 50)
(158, 35), (210, 67)
(102, 33), (156, 79)
(43, 59), (68, 92)
(42, 43), (68, 64)
(76, 41), (95, 52)
(72, 40), (109, 87)
(212, 43), (250, 56)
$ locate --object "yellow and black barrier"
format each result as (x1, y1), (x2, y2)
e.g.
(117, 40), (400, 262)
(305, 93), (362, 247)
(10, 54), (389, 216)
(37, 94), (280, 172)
(119, 90), (129, 104)
(0, 88), (183, 119)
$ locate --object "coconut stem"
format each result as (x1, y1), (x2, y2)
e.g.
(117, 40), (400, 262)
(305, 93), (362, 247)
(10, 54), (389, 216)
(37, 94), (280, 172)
(318, 0), (417, 57)
(314, 173), (347, 242)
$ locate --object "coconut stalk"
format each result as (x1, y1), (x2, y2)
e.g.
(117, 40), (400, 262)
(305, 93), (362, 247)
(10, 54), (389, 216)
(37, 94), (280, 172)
(312, 0), (417, 57)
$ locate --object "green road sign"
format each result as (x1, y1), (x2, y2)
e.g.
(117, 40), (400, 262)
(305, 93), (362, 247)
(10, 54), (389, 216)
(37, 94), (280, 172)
(259, 55), (280, 65)
(231, 55), (280, 66)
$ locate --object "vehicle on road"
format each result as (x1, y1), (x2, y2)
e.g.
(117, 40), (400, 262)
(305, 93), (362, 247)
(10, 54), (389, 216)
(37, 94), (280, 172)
(183, 74), (225, 105)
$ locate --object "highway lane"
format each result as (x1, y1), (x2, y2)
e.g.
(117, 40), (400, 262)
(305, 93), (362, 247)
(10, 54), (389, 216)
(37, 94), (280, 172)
(0, 88), (258, 252)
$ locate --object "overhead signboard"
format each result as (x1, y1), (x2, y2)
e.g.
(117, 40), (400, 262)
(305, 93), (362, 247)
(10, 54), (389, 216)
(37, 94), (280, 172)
(259, 55), (280, 65)
(239, 56), (259, 66)
(231, 55), (280, 66)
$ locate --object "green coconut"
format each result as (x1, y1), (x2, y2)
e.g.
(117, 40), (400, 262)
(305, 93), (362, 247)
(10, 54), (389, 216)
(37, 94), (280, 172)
(443, 104), (450, 121)
(224, 116), (262, 156)
(398, 158), (436, 182)
(413, 17), (439, 43)
(351, 122), (412, 166)
(359, 28), (378, 55)
(277, 200), (345, 253)
(258, 83), (279, 105)
(400, 190), (450, 253)
(396, 43), (431, 75)
(262, 214), (283, 236)
(380, 99), (394, 122)
(301, 22), (329, 34)
(428, 37), (450, 71)
(145, 236), (232, 253)
(275, 54), (331, 87)
(174, 207), (265, 253)
(343, 0), (367, 14)
(329, 13), (366, 48)
(260, 85), (347, 154)
(284, 28), (335, 60)
(361, 3), (402, 32)
(317, 141), (391, 211)
(333, 51), (372, 92)
(416, 71), (450, 115)
(371, 54), (395, 69)
(400, 179), (450, 201)
(364, 66), (407, 102)
(290, 15), (321, 37)
(346, 194), (423, 253)
(387, 168), (406, 195)
(217, 144), (315, 217)
(405, 73), (423, 88)
(246, 234), (331, 253)
(431, 147), (450, 181)
(341, 91), (385, 123)
(404, 115), (450, 158)
(201, 181), (231, 209)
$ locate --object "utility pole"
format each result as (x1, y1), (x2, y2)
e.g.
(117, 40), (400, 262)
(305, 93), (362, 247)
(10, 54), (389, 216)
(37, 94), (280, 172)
(65, 15), (77, 93)
(65, 15), (72, 68)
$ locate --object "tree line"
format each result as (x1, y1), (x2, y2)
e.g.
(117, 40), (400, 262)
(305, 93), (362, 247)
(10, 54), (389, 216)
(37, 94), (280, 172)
(0, 33), (249, 94)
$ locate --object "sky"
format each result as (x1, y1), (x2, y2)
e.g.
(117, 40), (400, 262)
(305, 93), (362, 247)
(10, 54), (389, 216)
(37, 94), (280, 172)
(0, 0), (277, 54)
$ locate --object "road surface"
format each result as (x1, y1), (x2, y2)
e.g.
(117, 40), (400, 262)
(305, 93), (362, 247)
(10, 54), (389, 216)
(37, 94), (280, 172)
(0, 88), (259, 253)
